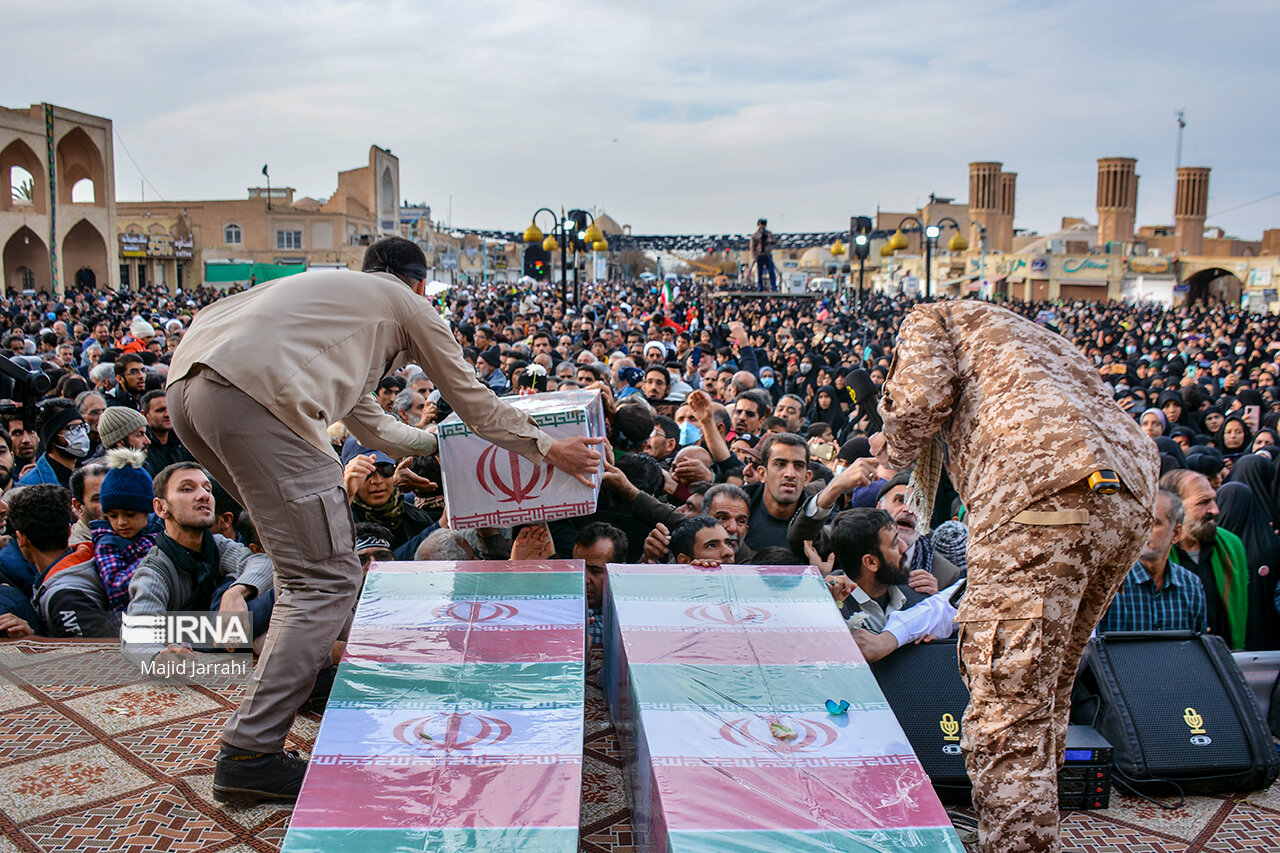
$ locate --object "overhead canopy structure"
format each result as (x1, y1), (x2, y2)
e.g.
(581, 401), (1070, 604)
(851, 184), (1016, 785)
(449, 227), (893, 253)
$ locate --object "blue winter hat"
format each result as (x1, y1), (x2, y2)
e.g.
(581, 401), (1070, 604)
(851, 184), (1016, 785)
(100, 448), (154, 514)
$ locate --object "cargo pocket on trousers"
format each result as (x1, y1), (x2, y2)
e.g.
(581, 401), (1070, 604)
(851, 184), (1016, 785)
(278, 466), (350, 567)
(956, 585), (1045, 703)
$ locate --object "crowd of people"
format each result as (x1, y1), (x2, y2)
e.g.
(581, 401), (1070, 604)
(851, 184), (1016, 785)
(0, 273), (1278, 664)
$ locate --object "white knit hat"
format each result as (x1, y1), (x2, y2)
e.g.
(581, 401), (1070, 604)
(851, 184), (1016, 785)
(129, 316), (156, 339)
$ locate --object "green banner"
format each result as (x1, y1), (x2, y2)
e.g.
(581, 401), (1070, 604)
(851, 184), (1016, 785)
(203, 262), (306, 284)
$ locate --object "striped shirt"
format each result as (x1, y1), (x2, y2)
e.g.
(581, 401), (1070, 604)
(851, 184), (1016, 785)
(1097, 559), (1208, 634)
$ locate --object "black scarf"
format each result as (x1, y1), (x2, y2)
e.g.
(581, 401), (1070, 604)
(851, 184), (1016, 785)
(156, 529), (220, 611)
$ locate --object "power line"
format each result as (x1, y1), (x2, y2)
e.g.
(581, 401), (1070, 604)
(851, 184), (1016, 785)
(1208, 189), (1280, 219)
(113, 127), (165, 202)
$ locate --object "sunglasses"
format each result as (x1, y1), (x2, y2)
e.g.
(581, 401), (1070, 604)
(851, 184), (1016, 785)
(370, 462), (397, 479)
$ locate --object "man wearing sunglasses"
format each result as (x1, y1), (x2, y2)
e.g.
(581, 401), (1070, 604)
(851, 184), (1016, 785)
(166, 236), (602, 807)
(340, 441), (434, 552)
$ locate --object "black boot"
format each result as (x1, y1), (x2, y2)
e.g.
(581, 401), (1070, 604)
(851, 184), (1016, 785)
(212, 745), (308, 806)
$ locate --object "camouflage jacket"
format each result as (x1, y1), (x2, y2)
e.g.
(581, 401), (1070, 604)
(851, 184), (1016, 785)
(878, 301), (1159, 545)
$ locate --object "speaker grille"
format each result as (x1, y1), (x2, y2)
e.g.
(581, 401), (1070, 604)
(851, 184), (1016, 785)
(1106, 637), (1253, 777)
(871, 639), (971, 788)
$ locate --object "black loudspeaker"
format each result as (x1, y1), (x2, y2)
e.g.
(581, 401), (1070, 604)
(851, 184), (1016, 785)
(1072, 631), (1280, 794)
(873, 639), (1117, 810)
(870, 639), (972, 801)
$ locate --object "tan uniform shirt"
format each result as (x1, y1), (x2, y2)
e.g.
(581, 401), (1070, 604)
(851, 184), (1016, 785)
(168, 269), (552, 463)
(878, 301), (1158, 547)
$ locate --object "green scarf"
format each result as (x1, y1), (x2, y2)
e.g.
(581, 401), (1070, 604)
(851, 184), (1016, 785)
(353, 489), (406, 534)
(1173, 527), (1248, 649)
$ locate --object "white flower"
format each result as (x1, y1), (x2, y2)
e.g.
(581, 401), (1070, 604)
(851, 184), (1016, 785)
(847, 612), (869, 630)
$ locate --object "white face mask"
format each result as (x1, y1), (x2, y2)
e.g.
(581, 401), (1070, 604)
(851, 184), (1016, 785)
(799, 363), (812, 374)
(62, 424), (90, 459)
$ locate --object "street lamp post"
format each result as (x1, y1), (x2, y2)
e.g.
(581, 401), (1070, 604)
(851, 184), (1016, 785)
(522, 208), (569, 305)
(886, 215), (967, 298)
(568, 211), (607, 306)
(522, 208), (606, 307)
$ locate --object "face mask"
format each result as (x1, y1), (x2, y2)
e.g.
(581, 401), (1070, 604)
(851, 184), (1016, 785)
(761, 376), (774, 388)
(678, 421), (702, 447)
(799, 363), (812, 374)
(1125, 345), (1136, 355)
(1236, 345), (1247, 356)
(1162, 338), (1173, 347)
(62, 425), (90, 459)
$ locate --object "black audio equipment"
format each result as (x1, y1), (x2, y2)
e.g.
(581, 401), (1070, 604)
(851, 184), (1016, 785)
(871, 639), (1115, 808)
(1072, 631), (1279, 794)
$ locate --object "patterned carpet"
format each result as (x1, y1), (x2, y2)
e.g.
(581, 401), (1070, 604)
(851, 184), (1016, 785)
(0, 639), (1276, 852)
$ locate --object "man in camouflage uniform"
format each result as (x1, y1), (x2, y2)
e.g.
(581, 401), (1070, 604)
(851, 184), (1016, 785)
(873, 301), (1159, 853)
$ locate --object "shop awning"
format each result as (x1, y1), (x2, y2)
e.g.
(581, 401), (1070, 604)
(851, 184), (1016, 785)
(204, 262), (306, 284)
(939, 273), (979, 290)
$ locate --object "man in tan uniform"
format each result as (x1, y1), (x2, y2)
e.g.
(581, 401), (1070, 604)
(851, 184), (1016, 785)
(873, 301), (1158, 853)
(167, 237), (601, 805)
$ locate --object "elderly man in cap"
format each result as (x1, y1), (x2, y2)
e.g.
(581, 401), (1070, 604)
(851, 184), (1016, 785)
(476, 347), (510, 394)
(167, 236), (601, 806)
(97, 406), (150, 453)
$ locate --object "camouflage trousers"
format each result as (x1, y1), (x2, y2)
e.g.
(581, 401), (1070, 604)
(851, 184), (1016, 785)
(957, 482), (1152, 853)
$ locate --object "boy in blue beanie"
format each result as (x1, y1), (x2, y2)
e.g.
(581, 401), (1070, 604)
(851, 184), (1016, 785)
(94, 448), (163, 610)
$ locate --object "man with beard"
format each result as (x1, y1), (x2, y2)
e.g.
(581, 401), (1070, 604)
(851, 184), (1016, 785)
(731, 389), (771, 440)
(0, 429), (14, 489)
(824, 507), (914, 631)
(69, 459), (110, 545)
(875, 473), (964, 591)
(105, 353), (148, 410)
(122, 463), (274, 662)
(140, 390), (194, 476)
(1098, 489), (1207, 634)
(574, 522), (628, 648)
(642, 366), (678, 418)
(1160, 469), (1248, 647)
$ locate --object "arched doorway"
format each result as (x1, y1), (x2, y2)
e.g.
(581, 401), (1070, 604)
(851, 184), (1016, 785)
(62, 220), (108, 294)
(3, 227), (50, 294)
(380, 167), (396, 229)
(1182, 267), (1242, 307)
(1, 140), (47, 214)
(56, 128), (106, 207)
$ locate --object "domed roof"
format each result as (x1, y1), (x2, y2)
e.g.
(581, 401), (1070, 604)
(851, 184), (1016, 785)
(800, 246), (834, 269)
(594, 212), (623, 235)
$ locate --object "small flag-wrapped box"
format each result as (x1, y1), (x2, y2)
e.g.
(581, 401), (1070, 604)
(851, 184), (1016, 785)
(438, 389), (605, 530)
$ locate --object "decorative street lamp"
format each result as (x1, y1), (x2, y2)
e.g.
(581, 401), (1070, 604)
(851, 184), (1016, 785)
(886, 215), (967, 298)
(521, 208), (606, 306)
(522, 208), (570, 304)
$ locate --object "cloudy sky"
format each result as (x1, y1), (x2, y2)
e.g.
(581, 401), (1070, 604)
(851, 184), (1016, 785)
(7, 0), (1278, 239)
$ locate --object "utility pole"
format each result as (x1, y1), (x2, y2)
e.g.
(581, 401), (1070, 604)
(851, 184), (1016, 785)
(1175, 110), (1186, 170)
